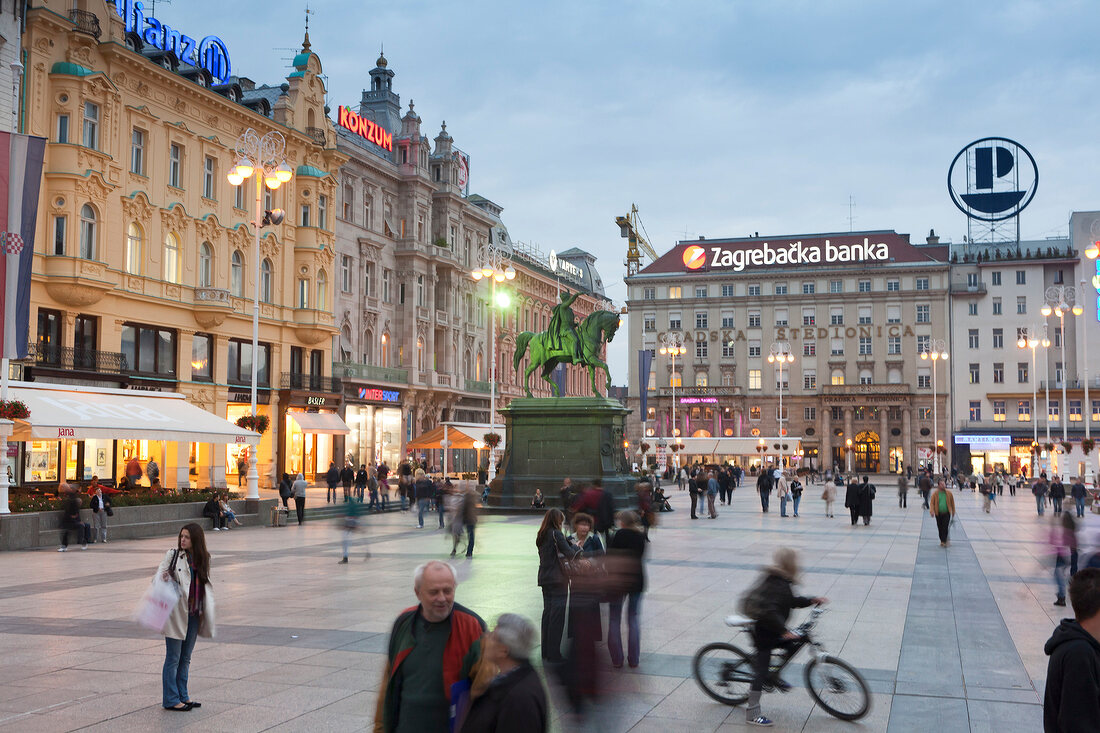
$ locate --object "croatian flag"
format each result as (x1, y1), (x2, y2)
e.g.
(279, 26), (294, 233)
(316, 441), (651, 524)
(0, 132), (46, 360)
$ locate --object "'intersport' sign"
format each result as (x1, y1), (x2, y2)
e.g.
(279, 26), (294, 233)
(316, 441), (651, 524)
(115, 1), (231, 84)
(681, 237), (891, 272)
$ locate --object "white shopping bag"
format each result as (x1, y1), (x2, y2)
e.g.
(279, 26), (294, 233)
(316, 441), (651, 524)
(133, 577), (180, 633)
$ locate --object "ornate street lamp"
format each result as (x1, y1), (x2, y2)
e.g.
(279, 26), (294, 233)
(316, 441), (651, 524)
(659, 336), (687, 463)
(471, 246), (515, 482)
(227, 128), (292, 500)
(1018, 325), (1051, 476)
(1042, 286), (1082, 450)
(919, 338), (949, 475)
(768, 342), (794, 468)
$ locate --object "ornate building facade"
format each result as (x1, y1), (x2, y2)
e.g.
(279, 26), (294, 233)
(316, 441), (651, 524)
(19, 0), (345, 487)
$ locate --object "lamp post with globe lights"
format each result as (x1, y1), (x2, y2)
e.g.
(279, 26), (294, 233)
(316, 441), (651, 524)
(919, 339), (949, 475)
(1082, 243), (1097, 484)
(471, 248), (515, 483)
(226, 129), (293, 499)
(845, 438), (853, 474)
(1042, 286), (1083, 446)
(768, 342), (795, 468)
(1018, 325), (1050, 476)
(659, 336), (687, 462)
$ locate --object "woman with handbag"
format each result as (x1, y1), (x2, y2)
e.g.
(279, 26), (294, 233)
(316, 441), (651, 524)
(536, 508), (579, 663)
(155, 523), (215, 711)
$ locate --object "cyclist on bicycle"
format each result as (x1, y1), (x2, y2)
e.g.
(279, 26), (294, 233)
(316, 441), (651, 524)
(745, 548), (828, 727)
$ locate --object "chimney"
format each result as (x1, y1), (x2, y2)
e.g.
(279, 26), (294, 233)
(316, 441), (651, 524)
(927, 228), (940, 245)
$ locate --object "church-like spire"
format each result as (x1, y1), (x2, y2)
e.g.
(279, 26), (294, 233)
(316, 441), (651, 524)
(301, 4), (313, 52)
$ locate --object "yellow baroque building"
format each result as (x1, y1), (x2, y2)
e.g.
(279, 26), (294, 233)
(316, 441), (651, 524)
(17, 0), (347, 489)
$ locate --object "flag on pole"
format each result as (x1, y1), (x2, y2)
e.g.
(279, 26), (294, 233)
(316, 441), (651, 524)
(638, 349), (654, 416)
(0, 132), (47, 360)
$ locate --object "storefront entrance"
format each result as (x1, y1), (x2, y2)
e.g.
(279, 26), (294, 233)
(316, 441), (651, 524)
(853, 431), (880, 474)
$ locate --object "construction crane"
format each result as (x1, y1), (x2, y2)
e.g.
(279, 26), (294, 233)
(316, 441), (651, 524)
(617, 204), (660, 276)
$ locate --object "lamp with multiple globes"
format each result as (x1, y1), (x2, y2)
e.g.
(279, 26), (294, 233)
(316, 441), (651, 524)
(660, 339), (687, 453)
(768, 342), (794, 467)
(469, 250), (516, 483)
(918, 339), (949, 474)
(1043, 286), (1081, 447)
(1017, 325), (1049, 475)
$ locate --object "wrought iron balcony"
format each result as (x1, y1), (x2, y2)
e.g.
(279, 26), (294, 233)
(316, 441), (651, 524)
(69, 9), (102, 39)
(335, 361), (409, 385)
(27, 343), (126, 374)
(281, 372), (343, 393)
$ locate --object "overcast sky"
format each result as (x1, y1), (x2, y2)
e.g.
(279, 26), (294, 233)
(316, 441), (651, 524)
(161, 0), (1100, 386)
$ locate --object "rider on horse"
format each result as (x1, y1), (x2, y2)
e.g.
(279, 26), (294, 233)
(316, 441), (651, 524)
(549, 290), (582, 360)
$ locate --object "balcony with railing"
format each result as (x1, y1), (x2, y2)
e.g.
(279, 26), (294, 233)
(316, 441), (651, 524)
(69, 9), (102, 38)
(655, 385), (742, 397)
(335, 361), (409, 385)
(280, 373), (343, 393)
(27, 343), (127, 375)
(822, 383), (909, 396)
(1040, 378), (1100, 391)
(465, 379), (493, 394)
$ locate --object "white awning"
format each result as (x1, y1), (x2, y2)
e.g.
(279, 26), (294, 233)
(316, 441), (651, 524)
(7, 382), (258, 445)
(288, 411), (350, 435)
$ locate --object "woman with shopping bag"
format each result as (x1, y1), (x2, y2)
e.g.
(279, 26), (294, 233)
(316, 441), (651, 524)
(154, 523), (216, 711)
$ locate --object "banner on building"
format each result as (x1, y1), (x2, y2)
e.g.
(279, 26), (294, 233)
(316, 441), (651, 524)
(0, 132), (47, 360)
(455, 149), (470, 196)
(638, 349), (653, 418)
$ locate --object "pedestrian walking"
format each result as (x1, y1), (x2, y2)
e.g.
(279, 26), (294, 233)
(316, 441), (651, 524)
(821, 477), (837, 518)
(338, 497), (365, 564)
(374, 561), (486, 732)
(536, 509), (580, 663)
(917, 470), (933, 509)
(146, 458), (160, 491)
(1009, 473), (1018, 497)
(414, 468), (434, 529)
(277, 472), (292, 510)
(688, 472), (701, 519)
(777, 472), (791, 517)
(340, 462), (354, 502)
(844, 477), (861, 526)
(858, 476), (876, 525)
(355, 464), (369, 503)
(1051, 476), (1067, 516)
(451, 484), (478, 558)
(1035, 474), (1050, 516)
(436, 477), (449, 528)
(125, 456), (142, 489)
(1052, 513), (1079, 607)
(930, 479), (955, 547)
(325, 461), (339, 504)
(790, 475), (803, 517)
(706, 471), (719, 519)
(1072, 477), (1088, 519)
(897, 475), (909, 508)
(291, 472), (307, 525)
(1044, 568), (1100, 732)
(90, 484), (112, 544)
(980, 477), (994, 513)
(156, 523), (215, 711)
(607, 511), (647, 670)
(58, 483), (91, 551)
(757, 469), (773, 514)
(459, 613), (548, 733)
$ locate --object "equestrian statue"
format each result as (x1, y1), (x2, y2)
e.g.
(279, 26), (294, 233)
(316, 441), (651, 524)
(513, 290), (620, 397)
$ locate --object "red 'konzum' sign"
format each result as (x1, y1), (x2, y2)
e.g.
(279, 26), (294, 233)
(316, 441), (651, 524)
(338, 106), (393, 152)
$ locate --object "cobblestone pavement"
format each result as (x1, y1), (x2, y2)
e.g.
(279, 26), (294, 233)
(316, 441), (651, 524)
(0, 480), (1065, 732)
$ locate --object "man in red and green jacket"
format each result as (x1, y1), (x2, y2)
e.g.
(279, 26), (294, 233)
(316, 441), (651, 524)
(374, 561), (486, 733)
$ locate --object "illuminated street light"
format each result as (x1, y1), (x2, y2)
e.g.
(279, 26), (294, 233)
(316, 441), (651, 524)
(919, 338), (949, 474)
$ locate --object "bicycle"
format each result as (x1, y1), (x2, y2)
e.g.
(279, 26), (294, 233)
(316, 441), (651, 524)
(692, 606), (870, 721)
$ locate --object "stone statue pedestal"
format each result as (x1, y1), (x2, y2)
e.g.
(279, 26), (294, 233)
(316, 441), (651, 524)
(491, 396), (635, 508)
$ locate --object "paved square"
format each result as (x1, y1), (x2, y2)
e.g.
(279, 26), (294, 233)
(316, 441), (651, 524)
(0, 482), (1066, 731)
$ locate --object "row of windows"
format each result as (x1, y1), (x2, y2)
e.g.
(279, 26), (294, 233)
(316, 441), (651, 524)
(968, 399), (1100, 423)
(641, 276), (933, 301)
(651, 303), (935, 331)
(964, 295), (1030, 317)
(660, 364), (924, 390)
(966, 326), (1063, 349)
(965, 269), (1049, 289)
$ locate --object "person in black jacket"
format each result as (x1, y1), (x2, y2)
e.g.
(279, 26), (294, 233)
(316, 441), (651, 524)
(756, 470), (773, 513)
(202, 495), (227, 531)
(535, 509), (580, 663)
(688, 472), (701, 519)
(277, 472), (292, 510)
(325, 461), (339, 504)
(58, 483), (91, 551)
(745, 548), (827, 727)
(354, 464), (369, 503)
(844, 477), (861, 526)
(1050, 476), (1067, 516)
(1044, 567), (1100, 732)
(460, 613), (548, 733)
(858, 476), (876, 526)
(413, 469), (435, 529)
(607, 511), (647, 669)
(339, 462), (355, 503)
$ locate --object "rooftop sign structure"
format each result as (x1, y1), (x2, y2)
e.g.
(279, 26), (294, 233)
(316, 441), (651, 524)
(337, 106), (394, 152)
(115, 0), (231, 84)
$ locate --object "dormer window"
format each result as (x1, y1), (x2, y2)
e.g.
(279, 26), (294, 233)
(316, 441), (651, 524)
(433, 166), (440, 182)
(400, 146), (408, 165)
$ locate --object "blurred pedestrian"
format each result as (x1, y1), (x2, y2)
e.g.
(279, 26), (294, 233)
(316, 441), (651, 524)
(571, 479), (615, 545)
(536, 509), (580, 663)
(1052, 513), (1079, 607)
(821, 476), (837, 518)
(374, 561), (486, 732)
(90, 482), (112, 544)
(451, 484), (479, 558)
(58, 483), (90, 551)
(1072, 477), (1088, 519)
(858, 475), (876, 525)
(1051, 475), (1067, 516)
(340, 462), (355, 503)
(292, 472), (307, 525)
(459, 614), (548, 733)
(845, 476), (861, 526)
(898, 474), (909, 508)
(1035, 473), (1050, 516)
(157, 523), (215, 711)
(918, 469), (933, 509)
(930, 479), (955, 547)
(278, 472), (292, 510)
(607, 511), (646, 669)
(980, 477), (994, 513)
(706, 471), (719, 519)
(436, 477), (449, 528)
(414, 468), (434, 529)
(125, 456), (142, 489)
(355, 464), (369, 503)
(339, 496), (365, 564)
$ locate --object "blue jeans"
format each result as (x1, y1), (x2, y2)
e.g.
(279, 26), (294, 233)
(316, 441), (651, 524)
(1053, 498), (1063, 514)
(780, 495), (789, 516)
(792, 495), (801, 515)
(608, 592), (642, 667)
(1037, 496), (1045, 515)
(1077, 496), (1086, 517)
(437, 501), (445, 528)
(453, 524), (475, 556)
(368, 488), (379, 511)
(760, 492), (770, 512)
(417, 498), (430, 527)
(162, 614), (199, 708)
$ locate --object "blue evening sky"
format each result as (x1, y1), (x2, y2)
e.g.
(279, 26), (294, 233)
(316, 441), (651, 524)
(158, 0), (1100, 385)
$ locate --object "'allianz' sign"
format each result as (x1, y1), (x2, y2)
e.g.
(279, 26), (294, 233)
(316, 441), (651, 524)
(114, 1), (232, 85)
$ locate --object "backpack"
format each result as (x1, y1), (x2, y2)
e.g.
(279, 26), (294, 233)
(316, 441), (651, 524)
(739, 577), (769, 620)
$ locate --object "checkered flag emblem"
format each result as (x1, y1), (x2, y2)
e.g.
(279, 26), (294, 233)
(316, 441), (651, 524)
(3, 232), (24, 255)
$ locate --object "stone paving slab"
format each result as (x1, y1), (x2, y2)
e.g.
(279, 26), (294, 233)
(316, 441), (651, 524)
(0, 480), (1067, 731)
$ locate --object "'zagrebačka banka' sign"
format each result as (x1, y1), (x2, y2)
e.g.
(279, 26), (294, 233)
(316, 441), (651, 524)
(114, 1), (231, 84)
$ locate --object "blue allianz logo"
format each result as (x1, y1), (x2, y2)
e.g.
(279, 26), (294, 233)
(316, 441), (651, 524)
(115, 0), (231, 84)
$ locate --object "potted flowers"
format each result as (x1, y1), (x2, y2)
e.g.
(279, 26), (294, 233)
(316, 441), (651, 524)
(235, 414), (270, 435)
(0, 399), (29, 420)
(1061, 441), (1074, 455)
(1083, 438), (1095, 455)
(483, 432), (502, 449)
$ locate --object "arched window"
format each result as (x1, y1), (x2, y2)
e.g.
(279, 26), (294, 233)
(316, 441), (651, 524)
(381, 332), (390, 366)
(670, 371), (682, 388)
(260, 258), (273, 303)
(230, 250), (243, 296)
(464, 350), (471, 379)
(163, 232), (181, 283)
(859, 369), (873, 385)
(831, 369), (845, 386)
(340, 325), (352, 361)
(79, 204), (96, 259)
(695, 372), (708, 387)
(125, 222), (143, 274)
(364, 330), (374, 364)
(198, 242), (213, 287)
(476, 351), (483, 381)
(416, 337), (425, 372)
(298, 278), (309, 308)
(316, 270), (327, 310)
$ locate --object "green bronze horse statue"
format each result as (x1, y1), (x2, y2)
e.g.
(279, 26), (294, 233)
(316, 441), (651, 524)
(512, 309), (620, 398)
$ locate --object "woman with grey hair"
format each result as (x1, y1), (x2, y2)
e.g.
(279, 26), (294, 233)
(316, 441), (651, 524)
(460, 613), (548, 733)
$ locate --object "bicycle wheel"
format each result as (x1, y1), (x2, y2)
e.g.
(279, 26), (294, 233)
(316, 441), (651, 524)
(804, 654), (871, 721)
(692, 642), (753, 705)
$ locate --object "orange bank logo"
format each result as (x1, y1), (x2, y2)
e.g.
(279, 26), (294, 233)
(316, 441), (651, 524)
(682, 245), (706, 270)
